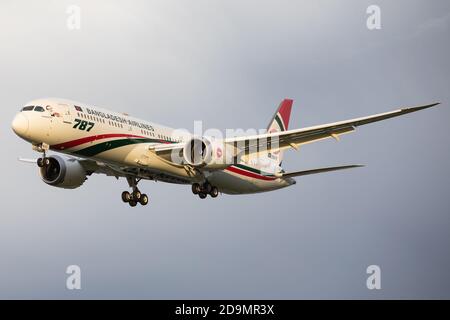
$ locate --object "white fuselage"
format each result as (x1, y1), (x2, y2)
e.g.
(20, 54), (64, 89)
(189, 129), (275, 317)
(12, 98), (294, 194)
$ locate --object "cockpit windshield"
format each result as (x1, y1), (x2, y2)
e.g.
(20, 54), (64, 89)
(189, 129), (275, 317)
(21, 105), (46, 112)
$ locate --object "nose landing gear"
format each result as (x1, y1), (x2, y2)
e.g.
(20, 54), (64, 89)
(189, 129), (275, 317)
(122, 177), (149, 207)
(34, 143), (50, 168)
(192, 182), (219, 199)
(37, 157), (51, 168)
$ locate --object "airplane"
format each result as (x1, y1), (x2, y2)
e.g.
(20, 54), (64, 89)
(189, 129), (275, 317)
(11, 98), (440, 207)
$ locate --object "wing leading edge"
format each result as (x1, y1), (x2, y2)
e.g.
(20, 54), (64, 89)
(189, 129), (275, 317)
(226, 102), (441, 155)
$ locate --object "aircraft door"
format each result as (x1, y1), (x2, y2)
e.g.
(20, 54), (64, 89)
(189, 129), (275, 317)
(58, 103), (73, 125)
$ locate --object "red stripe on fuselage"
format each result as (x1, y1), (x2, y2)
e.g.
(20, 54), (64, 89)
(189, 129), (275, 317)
(51, 133), (146, 150)
(225, 166), (277, 181)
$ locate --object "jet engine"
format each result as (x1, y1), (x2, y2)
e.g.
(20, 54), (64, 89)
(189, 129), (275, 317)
(182, 137), (234, 170)
(39, 155), (87, 189)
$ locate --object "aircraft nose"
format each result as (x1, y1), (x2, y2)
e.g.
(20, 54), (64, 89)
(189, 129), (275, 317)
(11, 113), (29, 137)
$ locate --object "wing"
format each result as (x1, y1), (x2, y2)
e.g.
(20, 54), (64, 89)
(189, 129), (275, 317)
(19, 157), (131, 178)
(19, 156), (191, 184)
(152, 103), (440, 162)
(79, 158), (192, 184)
(277, 164), (364, 178)
(225, 102), (440, 155)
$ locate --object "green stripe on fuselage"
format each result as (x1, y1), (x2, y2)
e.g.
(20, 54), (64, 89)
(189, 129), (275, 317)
(74, 138), (162, 157)
(235, 164), (274, 177)
(72, 138), (275, 178)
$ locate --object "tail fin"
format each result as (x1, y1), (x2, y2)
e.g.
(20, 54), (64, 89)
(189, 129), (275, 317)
(266, 99), (293, 164)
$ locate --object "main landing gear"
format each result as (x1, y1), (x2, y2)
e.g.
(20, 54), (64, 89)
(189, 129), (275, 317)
(122, 177), (149, 207)
(192, 182), (219, 199)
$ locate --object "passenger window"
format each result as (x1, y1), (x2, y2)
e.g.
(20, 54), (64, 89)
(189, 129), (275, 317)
(34, 106), (45, 112)
(22, 106), (34, 111)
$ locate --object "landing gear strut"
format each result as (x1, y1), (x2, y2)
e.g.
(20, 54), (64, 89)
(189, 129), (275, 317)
(192, 182), (219, 199)
(122, 177), (149, 207)
(35, 143), (50, 168)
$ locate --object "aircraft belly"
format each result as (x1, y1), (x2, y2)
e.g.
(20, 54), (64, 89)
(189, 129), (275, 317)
(208, 170), (290, 194)
(90, 144), (202, 182)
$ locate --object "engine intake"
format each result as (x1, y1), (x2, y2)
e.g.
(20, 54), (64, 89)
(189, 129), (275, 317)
(39, 155), (87, 189)
(183, 138), (212, 166)
(182, 137), (233, 169)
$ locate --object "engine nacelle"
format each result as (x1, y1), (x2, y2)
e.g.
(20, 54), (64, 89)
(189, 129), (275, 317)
(39, 155), (87, 189)
(182, 137), (233, 170)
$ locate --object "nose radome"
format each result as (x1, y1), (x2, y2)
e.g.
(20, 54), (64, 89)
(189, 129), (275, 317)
(12, 113), (29, 137)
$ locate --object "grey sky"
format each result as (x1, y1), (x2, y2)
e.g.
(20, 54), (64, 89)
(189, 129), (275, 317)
(0, 0), (449, 299)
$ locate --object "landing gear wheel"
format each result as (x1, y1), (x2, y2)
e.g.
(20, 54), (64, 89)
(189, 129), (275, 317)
(124, 177), (148, 207)
(199, 192), (207, 199)
(139, 194), (149, 206)
(192, 183), (201, 195)
(132, 190), (141, 200)
(38, 157), (50, 167)
(210, 186), (219, 198)
(129, 200), (137, 207)
(121, 191), (131, 203)
(203, 183), (212, 194)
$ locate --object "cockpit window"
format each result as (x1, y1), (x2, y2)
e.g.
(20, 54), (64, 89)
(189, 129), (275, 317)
(21, 106), (34, 111)
(34, 106), (45, 112)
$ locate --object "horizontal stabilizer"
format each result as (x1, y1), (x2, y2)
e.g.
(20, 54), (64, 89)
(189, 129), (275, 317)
(281, 164), (364, 178)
